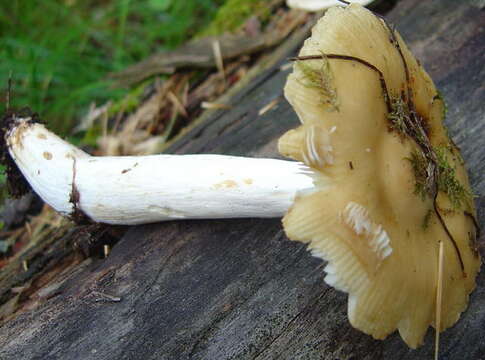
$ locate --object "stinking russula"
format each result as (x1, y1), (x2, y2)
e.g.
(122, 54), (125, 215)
(1, 4), (480, 350)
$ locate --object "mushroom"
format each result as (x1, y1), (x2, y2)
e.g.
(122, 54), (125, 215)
(1, 3), (479, 350)
(280, 3), (480, 348)
(286, 0), (374, 12)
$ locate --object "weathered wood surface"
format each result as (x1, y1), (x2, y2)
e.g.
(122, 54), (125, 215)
(1, 0), (484, 359)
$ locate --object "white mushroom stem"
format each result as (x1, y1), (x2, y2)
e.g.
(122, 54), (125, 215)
(6, 118), (316, 225)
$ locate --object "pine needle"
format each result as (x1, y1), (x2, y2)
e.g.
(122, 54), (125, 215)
(435, 240), (444, 360)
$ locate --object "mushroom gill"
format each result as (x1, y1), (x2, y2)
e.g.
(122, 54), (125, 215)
(279, 4), (480, 348)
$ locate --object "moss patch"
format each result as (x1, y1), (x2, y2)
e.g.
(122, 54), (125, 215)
(407, 145), (471, 210)
(391, 89), (469, 211)
(199, 0), (271, 37)
(297, 57), (339, 111)
(435, 146), (471, 209)
(388, 96), (411, 136)
(407, 149), (430, 201)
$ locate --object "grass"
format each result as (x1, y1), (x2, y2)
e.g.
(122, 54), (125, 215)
(0, 0), (269, 206)
(199, 0), (271, 37)
(0, 0), (225, 134)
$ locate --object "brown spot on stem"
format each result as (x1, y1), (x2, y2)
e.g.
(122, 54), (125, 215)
(43, 151), (53, 160)
(121, 168), (132, 174)
(37, 133), (47, 140)
(213, 180), (238, 189)
(243, 178), (253, 185)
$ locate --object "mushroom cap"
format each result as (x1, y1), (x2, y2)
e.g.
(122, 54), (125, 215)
(279, 4), (480, 348)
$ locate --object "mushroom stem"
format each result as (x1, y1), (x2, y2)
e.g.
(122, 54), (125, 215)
(5, 116), (316, 225)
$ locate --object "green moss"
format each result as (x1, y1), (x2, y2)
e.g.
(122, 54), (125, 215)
(297, 57), (339, 111)
(407, 145), (471, 210)
(198, 0), (270, 37)
(397, 91), (469, 210)
(407, 149), (429, 201)
(388, 96), (410, 136)
(435, 146), (471, 209)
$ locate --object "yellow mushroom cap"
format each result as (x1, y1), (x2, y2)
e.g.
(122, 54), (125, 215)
(279, 4), (480, 348)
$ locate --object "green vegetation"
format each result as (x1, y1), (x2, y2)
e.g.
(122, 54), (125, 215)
(107, 80), (149, 117)
(199, 0), (271, 36)
(390, 90), (470, 211)
(407, 145), (471, 210)
(0, 0), (225, 134)
(407, 149), (429, 201)
(435, 146), (471, 209)
(388, 96), (410, 136)
(297, 57), (339, 111)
